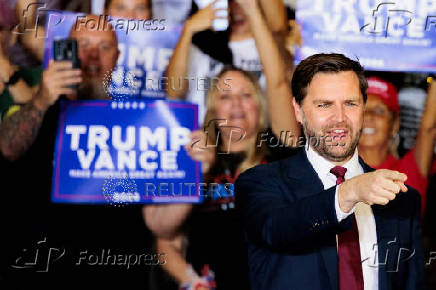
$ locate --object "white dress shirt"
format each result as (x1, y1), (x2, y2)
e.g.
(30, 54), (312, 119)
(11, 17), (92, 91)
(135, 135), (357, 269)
(305, 145), (379, 290)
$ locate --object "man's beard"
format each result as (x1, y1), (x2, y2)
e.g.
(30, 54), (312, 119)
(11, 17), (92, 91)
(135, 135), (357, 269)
(77, 77), (109, 100)
(302, 112), (361, 162)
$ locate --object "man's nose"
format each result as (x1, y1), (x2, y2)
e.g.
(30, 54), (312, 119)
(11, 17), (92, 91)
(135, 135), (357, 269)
(334, 104), (346, 123)
(86, 46), (99, 59)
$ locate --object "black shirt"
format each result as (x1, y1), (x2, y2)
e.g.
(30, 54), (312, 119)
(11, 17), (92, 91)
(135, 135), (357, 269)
(187, 152), (250, 290)
(186, 143), (297, 290)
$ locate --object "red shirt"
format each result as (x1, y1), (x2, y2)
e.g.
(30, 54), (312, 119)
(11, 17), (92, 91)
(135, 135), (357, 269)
(374, 149), (428, 214)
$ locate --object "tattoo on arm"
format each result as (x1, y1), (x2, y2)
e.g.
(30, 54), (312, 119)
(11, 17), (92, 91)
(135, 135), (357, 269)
(0, 100), (45, 161)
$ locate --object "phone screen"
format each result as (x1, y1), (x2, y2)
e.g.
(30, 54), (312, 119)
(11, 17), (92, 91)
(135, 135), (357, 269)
(53, 39), (81, 69)
(194, 0), (228, 31)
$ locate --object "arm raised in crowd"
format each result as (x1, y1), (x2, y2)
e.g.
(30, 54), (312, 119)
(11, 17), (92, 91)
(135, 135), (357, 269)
(165, 1), (224, 99)
(0, 99), (44, 161)
(0, 60), (81, 161)
(414, 79), (436, 176)
(237, 0), (301, 146)
(258, 0), (288, 35)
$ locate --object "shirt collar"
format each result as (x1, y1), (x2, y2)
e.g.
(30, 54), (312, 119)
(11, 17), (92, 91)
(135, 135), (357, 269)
(305, 144), (361, 181)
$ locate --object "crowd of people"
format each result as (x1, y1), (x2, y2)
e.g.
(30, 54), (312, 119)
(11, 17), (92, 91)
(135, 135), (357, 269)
(0, 0), (435, 289)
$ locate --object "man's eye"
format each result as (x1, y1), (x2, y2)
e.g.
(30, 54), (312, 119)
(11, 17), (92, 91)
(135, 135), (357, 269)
(100, 43), (115, 50)
(318, 103), (329, 108)
(346, 102), (357, 106)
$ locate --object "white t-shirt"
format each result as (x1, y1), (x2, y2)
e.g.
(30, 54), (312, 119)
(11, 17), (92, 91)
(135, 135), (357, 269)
(186, 38), (266, 123)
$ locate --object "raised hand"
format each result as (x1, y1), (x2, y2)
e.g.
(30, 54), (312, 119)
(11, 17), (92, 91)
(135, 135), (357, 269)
(186, 0), (227, 33)
(338, 169), (408, 212)
(34, 60), (82, 110)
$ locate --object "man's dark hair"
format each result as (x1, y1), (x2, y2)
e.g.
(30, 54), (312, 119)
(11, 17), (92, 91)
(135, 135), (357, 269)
(291, 53), (368, 105)
(104, 0), (152, 11)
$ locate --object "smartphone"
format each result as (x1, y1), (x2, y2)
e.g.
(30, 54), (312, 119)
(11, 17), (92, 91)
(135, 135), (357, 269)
(53, 39), (81, 69)
(195, 0), (228, 31)
(53, 39), (81, 89)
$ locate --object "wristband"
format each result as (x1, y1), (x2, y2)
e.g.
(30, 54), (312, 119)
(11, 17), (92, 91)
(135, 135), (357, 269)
(179, 264), (216, 290)
(179, 279), (210, 290)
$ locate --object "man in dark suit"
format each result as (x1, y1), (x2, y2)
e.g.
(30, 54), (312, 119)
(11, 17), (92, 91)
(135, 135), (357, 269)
(235, 53), (425, 290)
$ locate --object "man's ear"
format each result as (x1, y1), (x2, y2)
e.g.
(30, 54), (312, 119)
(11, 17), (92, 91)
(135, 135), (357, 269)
(292, 98), (303, 124)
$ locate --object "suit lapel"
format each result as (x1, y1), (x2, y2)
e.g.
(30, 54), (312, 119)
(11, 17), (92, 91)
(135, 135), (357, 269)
(372, 205), (395, 290)
(285, 149), (339, 290)
(284, 151), (398, 290)
(285, 153), (398, 290)
(285, 148), (324, 198)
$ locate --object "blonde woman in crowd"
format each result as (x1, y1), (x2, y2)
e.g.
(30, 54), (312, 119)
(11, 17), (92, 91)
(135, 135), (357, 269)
(143, 0), (300, 289)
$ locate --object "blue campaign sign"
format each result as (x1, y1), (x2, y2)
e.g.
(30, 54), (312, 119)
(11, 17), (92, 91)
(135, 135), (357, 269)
(43, 11), (182, 98)
(51, 99), (202, 204)
(296, 0), (436, 72)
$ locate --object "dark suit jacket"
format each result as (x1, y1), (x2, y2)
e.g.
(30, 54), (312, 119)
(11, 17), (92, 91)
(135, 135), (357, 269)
(235, 149), (425, 290)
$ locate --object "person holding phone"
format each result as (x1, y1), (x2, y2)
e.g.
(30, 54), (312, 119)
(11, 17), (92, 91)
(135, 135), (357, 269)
(166, 0), (289, 123)
(0, 15), (152, 289)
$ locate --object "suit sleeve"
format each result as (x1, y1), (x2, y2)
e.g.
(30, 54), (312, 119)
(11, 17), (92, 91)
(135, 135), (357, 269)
(235, 166), (344, 252)
(406, 189), (426, 290)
